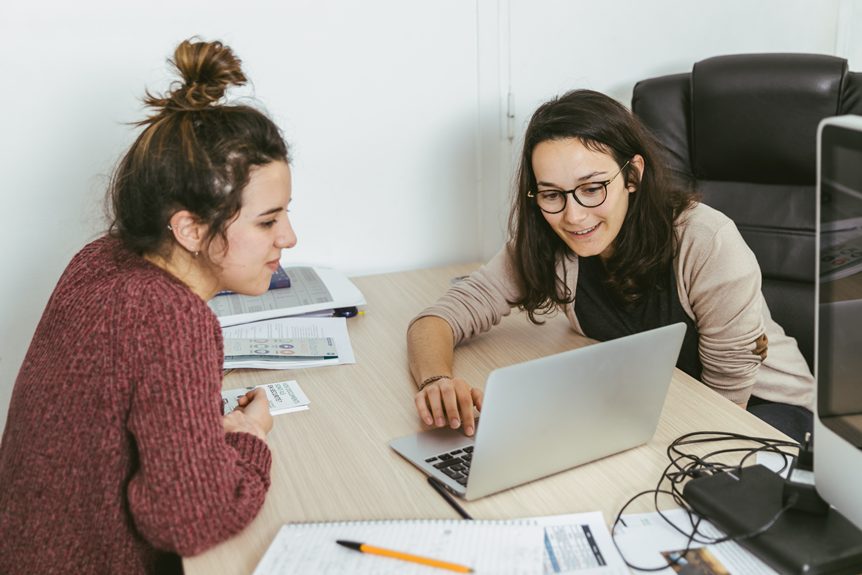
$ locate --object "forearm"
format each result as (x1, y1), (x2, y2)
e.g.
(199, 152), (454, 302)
(407, 316), (456, 388)
(128, 429), (272, 555)
(128, 368), (271, 554)
(682, 215), (766, 405)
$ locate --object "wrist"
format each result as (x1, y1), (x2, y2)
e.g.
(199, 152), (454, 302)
(245, 418), (267, 442)
(224, 411), (268, 442)
(419, 374), (452, 391)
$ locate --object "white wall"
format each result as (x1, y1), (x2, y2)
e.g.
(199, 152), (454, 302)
(1, 0), (858, 432)
(0, 0), (482, 433)
(502, 0), (846, 203)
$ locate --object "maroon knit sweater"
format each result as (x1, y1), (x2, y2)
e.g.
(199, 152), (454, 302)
(0, 237), (272, 574)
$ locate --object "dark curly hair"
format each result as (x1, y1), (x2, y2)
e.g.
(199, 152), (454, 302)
(107, 39), (290, 258)
(508, 89), (698, 323)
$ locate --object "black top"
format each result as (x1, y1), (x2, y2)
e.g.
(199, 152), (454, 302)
(574, 255), (702, 380)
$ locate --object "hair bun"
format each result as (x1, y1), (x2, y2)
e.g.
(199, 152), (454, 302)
(147, 39), (247, 113)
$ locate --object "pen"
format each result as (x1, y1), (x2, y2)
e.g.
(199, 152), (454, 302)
(428, 476), (473, 520)
(336, 540), (474, 573)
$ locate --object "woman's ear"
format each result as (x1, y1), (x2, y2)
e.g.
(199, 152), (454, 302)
(628, 154), (645, 192)
(168, 210), (207, 256)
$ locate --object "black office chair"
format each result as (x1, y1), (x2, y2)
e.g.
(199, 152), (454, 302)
(632, 53), (862, 371)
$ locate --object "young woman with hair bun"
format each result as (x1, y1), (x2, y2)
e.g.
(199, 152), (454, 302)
(408, 89), (815, 443)
(0, 39), (294, 574)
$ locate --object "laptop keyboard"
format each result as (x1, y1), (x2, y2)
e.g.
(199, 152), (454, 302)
(425, 446), (474, 486)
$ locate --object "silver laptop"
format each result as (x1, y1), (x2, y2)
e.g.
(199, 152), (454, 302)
(390, 323), (686, 500)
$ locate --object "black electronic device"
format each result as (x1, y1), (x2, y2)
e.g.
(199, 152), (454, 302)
(781, 433), (829, 515)
(816, 116), (862, 530)
(683, 465), (862, 575)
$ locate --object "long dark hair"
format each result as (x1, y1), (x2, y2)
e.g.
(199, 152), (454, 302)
(508, 89), (697, 323)
(107, 39), (290, 257)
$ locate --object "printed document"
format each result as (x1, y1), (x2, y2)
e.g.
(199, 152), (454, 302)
(209, 266), (365, 327)
(526, 511), (628, 575)
(222, 380), (310, 416)
(222, 317), (355, 369)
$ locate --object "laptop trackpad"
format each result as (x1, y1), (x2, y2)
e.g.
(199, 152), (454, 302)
(401, 424), (475, 454)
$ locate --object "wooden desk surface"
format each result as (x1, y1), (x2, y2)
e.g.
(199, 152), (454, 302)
(184, 263), (789, 575)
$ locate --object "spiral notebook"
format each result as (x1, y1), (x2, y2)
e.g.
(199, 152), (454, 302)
(251, 518), (544, 574)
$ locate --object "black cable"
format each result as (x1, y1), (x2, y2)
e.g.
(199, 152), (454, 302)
(610, 430), (800, 571)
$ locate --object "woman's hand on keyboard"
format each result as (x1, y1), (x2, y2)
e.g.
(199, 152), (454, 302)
(415, 378), (483, 437)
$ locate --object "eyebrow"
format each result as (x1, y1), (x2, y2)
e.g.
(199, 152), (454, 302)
(537, 170), (609, 188)
(256, 206), (285, 218)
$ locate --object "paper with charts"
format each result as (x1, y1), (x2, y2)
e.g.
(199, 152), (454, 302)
(527, 511), (628, 575)
(222, 317), (355, 370)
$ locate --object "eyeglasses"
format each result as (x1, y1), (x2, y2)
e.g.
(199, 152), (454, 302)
(527, 160), (630, 214)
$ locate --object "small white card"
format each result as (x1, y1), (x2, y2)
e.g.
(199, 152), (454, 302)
(222, 380), (310, 416)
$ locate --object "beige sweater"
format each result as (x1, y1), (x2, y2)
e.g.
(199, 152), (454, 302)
(412, 203), (814, 409)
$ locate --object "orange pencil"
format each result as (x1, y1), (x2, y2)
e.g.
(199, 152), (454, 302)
(336, 540), (474, 573)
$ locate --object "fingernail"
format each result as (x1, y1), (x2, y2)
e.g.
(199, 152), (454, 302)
(466, 426), (473, 436)
(451, 419), (460, 428)
(436, 418), (445, 427)
(425, 417), (433, 425)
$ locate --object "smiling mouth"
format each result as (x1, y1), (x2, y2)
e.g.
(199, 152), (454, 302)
(571, 224), (598, 236)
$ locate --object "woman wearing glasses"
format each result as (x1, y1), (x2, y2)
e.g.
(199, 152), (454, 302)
(407, 90), (814, 442)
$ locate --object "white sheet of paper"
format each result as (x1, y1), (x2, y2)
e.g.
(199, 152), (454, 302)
(222, 317), (355, 369)
(612, 509), (778, 575)
(252, 520), (544, 575)
(524, 511), (628, 575)
(222, 380), (310, 416)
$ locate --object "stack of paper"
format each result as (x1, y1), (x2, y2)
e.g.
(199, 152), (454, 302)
(222, 317), (356, 370)
(223, 337), (339, 370)
(211, 266), (363, 371)
(208, 266), (365, 327)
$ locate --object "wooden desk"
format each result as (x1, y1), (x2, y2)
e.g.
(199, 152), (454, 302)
(184, 263), (789, 575)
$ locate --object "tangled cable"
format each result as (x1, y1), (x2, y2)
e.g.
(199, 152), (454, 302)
(610, 431), (800, 571)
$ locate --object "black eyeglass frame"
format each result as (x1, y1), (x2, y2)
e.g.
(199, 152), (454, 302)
(527, 160), (631, 214)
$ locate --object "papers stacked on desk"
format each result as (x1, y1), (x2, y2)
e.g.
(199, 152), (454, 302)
(211, 266), (363, 370)
(208, 266), (365, 327)
(223, 317), (356, 370)
(223, 336), (339, 370)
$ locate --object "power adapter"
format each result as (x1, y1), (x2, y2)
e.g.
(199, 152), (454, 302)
(683, 464), (862, 575)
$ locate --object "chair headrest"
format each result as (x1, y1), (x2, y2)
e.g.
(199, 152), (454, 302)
(691, 53), (848, 185)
